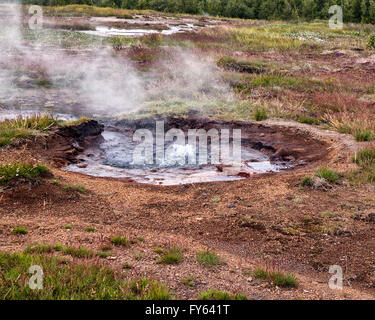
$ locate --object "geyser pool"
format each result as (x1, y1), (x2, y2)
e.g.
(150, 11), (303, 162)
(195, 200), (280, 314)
(65, 129), (289, 186)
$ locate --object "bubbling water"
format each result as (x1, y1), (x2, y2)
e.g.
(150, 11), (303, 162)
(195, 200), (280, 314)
(65, 130), (288, 185)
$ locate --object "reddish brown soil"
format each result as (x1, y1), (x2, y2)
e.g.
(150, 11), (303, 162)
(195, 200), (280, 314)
(1, 120), (374, 300)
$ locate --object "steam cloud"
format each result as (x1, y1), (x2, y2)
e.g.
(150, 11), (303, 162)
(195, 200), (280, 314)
(0, 1), (231, 117)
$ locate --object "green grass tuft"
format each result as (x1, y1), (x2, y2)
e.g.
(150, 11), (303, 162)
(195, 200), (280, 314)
(111, 236), (131, 248)
(12, 227), (28, 235)
(315, 167), (340, 184)
(0, 163), (50, 186)
(254, 107), (268, 121)
(62, 246), (94, 259)
(0, 115), (61, 146)
(157, 247), (182, 265)
(196, 250), (224, 267)
(301, 176), (314, 187)
(253, 267), (298, 288)
(63, 185), (86, 193)
(199, 289), (247, 300)
(0, 251), (172, 299)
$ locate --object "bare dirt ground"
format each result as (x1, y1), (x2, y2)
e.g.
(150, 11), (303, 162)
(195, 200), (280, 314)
(1, 120), (375, 300)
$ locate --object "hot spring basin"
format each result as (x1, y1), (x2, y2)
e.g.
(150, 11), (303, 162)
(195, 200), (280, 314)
(64, 118), (329, 186)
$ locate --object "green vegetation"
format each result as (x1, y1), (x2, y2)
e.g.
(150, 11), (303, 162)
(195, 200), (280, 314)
(217, 56), (266, 74)
(40, 4), (134, 19)
(97, 251), (112, 258)
(63, 117), (89, 127)
(0, 251), (172, 299)
(181, 275), (196, 287)
(157, 247), (182, 265)
(199, 289), (247, 300)
(24, 2), (375, 23)
(253, 267), (298, 288)
(0, 115), (60, 146)
(62, 246), (94, 258)
(154, 247), (164, 254)
(301, 176), (314, 187)
(24, 243), (55, 254)
(0, 163), (50, 186)
(315, 167), (340, 184)
(51, 179), (60, 185)
(297, 115), (319, 125)
(12, 227), (28, 235)
(111, 236), (131, 247)
(354, 147), (375, 167)
(355, 129), (375, 142)
(85, 227), (95, 232)
(123, 263), (133, 269)
(254, 107), (268, 121)
(109, 36), (127, 50)
(196, 250), (224, 267)
(63, 185), (86, 193)
(64, 225), (72, 230)
(368, 34), (375, 49)
(350, 147), (375, 184)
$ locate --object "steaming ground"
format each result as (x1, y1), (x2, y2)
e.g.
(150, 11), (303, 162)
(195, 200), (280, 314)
(0, 3), (233, 118)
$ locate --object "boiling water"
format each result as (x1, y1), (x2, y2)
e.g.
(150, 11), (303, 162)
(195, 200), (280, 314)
(66, 130), (287, 185)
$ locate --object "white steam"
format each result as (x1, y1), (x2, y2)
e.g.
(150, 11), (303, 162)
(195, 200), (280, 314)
(0, 2), (231, 117)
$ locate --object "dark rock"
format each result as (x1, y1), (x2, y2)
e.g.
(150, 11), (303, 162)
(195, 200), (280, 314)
(241, 221), (266, 230)
(365, 213), (375, 223)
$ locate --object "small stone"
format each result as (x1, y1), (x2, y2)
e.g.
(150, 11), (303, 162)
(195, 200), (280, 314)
(227, 203), (235, 208)
(365, 213), (375, 223)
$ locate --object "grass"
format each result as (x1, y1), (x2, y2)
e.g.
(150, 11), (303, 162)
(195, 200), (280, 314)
(24, 244), (54, 254)
(296, 115), (319, 125)
(253, 267), (298, 288)
(181, 275), (196, 287)
(85, 227), (95, 232)
(62, 246), (94, 259)
(0, 163), (50, 187)
(133, 252), (144, 261)
(110, 236), (131, 248)
(156, 247), (182, 265)
(154, 247), (164, 254)
(368, 34), (375, 49)
(0, 115), (61, 146)
(199, 289), (247, 300)
(97, 251), (112, 259)
(42, 4), (135, 19)
(349, 147), (375, 184)
(63, 117), (89, 127)
(301, 176), (314, 187)
(254, 107), (268, 121)
(353, 147), (375, 167)
(0, 251), (172, 299)
(196, 250), (224, 267)
(217, 56), (266, 74)
(100, 245), (112, 251)
(63, 185), (86, 193)
(315, 167), (340, 184)
(355, 129), (375, 142)
(12, 227), (28, 235)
